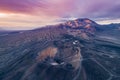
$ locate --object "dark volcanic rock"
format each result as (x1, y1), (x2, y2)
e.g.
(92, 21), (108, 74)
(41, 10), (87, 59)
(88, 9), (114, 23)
(0, 18), (120, 80)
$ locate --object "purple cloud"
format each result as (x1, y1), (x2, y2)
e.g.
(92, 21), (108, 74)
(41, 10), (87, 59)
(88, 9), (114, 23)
(0, 0), (120, 19)
(0, 0), (48, 14)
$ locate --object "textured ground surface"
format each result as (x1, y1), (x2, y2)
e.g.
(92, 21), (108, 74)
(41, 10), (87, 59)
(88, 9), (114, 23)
(0, 18), (120, 80)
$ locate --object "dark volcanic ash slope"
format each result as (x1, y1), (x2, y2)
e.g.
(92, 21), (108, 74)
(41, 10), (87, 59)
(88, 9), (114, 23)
(0, 18), (120, 80)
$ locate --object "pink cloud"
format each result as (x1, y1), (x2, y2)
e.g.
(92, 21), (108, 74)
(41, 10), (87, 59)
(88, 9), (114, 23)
(0, 0), (120, 19)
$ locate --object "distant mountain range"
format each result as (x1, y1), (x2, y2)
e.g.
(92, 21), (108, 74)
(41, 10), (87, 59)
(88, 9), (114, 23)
(0, 18), (120, 80)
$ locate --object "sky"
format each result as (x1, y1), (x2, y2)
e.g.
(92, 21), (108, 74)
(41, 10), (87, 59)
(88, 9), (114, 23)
(0, 0), (120, 30)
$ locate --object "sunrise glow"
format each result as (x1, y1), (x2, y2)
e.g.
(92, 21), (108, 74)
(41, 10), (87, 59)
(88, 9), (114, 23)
(0, 13), (8, 17)
(0, 0), (120, 30)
